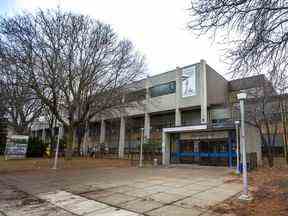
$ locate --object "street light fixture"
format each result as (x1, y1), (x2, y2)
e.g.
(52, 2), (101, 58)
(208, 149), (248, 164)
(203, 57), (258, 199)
(234, 120), (240, 174)
(237, 92), (252, 201)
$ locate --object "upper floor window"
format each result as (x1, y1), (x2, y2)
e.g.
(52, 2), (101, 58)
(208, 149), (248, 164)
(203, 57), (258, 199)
(125, 89), (146, 102)
(150, 81), (176, 98)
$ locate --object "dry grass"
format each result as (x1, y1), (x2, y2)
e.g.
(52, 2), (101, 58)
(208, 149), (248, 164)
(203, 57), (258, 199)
(0, 156), (131, 174)
(213, 166), (288, 216)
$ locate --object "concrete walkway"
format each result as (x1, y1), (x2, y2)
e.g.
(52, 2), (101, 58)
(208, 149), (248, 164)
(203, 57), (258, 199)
(38, 190), (140, 216)
(0, 166), (242, 216)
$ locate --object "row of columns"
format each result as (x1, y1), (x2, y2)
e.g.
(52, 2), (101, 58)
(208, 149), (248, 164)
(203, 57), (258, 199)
(100, 108), (182, 158)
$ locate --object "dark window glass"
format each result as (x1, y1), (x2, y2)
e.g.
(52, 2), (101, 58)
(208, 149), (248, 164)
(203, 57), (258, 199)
(150, 81), (176, 98)
(126, 89), (146, 102)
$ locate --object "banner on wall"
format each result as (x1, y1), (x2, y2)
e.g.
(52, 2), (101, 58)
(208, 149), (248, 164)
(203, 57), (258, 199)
(182, 65), (196, 97)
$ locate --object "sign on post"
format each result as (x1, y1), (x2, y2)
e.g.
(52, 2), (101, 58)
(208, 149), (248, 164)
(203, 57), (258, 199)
(5, 135), (29, 160)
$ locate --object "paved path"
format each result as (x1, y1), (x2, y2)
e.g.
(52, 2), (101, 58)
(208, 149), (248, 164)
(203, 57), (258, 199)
(38, 190), (140, 216)
(0, 166), (241, 215)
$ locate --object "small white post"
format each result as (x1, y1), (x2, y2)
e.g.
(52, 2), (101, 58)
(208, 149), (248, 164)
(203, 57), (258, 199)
(52, 125), (61, 170)
(139, 128), (144, 168)
(235, 120), (240, 174)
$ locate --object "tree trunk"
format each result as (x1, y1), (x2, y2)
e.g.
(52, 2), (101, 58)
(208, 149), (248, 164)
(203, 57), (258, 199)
(281, 101), (288, 164)
(65, 126), (74, 159)
(267, 154), (274, 167)
(76, 126), (85, 157)
(265, 121), (274, 167)
(260, 131), (274, 167)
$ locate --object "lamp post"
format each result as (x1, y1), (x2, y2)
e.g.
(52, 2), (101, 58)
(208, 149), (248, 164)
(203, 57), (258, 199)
(237, 92), (252, 201)
(235, 120), (240, 174)
(139, 128), (144, 168)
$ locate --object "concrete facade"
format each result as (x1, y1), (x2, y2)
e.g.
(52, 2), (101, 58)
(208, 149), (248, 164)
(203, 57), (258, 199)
(93, 60), (261, 166)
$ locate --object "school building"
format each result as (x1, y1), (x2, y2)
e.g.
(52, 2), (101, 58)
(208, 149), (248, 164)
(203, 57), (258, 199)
(32, 60), (267, 167)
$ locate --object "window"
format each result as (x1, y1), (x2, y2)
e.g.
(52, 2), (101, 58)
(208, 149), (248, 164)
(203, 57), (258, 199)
(150, 81), (176, 98)
(182, 65), (196, 97)
(210, 108), (231, 126)
(126, 89), (146, 102)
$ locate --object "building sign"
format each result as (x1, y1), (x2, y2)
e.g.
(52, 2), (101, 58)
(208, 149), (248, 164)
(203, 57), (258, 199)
(5, 135), (29, 160)
(180, 131), (228, 140)
(182, 65), (196, 97)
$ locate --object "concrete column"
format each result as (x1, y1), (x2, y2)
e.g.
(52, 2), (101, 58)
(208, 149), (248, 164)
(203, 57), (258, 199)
(175, 109), (181, 127)
(144, 76), (151, 140)
(144, 76), (150, 118)
(100, 119), (106, 144)
(162, 131), (170, 165)
(144, 113), (150, 139)
(118, 117), (125, 158)
(175, 67), (182, 126)
(200, 59), (208, 124)
(194, 141), (200, 162)
(176, 139), (180, 163)
(228, 131), (233, 168)
(41, 128), (46, 143)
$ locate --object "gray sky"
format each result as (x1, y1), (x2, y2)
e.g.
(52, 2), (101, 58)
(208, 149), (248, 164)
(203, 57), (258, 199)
(1, 0), (228, 77)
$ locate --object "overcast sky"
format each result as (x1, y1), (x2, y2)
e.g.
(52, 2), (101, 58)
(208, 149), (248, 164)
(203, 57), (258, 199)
(0, 0), (229, 78)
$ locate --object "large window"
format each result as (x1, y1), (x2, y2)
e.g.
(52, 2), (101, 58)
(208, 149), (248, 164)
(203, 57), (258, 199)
(210, 108), (231, 125)
(182, 65), (196, 97)
(125, 89), (146, 102)
(150, 81), (176, 98)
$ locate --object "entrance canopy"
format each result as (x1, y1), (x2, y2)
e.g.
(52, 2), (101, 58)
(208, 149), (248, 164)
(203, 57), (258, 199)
(161, 124), (236, 166)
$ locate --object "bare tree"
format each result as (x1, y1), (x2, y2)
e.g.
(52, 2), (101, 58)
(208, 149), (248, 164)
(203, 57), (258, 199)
(188, 0), (288, 79)
(231, 78), (279, 167)
(189, 0), (288, 166)
(0, 63), (42, 134)
(0, 9), (145, 157)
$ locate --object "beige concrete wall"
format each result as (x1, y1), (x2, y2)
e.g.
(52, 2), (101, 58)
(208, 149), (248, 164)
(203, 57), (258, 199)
(147, 94), (177, 113)
(124, 101), (146, 116)
(206, 65), (228, 105)
(245, 124), (262, 165)
(82, 61), (227, 123)
(147, 70), (176, 87)
(109, 63), (204, 115)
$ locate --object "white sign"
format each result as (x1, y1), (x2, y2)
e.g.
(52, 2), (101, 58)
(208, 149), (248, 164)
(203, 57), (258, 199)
(163, 124), (207, 133)
(5, 135), (29, 160)
(182, 66), (196, 97)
